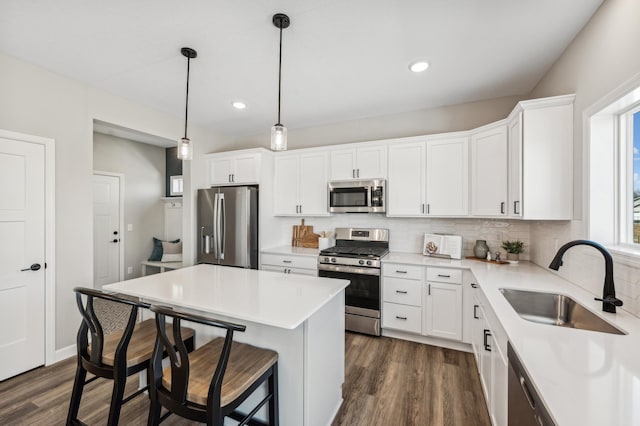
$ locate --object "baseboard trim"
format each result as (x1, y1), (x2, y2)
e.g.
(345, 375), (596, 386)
(52, 344), (76, 364)
(382, 329), (473, 353)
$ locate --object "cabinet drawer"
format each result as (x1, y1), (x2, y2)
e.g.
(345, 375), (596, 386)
(383, 277), (422, 306)
(262, 265), (317, 276)
(383, 264), (424, 280)
(427, 267), (462, 284)
(261, 253), (318, 270)
(382, 302), (422, 334)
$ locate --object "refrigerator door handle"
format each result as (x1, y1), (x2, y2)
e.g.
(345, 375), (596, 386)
(201, 226), (211, 255)
(219, 193), (226, 259)
(213, 192), (219, 259)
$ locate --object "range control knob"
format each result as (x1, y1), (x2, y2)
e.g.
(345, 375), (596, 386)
(366, 260), (373, 266)
(358, 260), (365, 265)
(323, 257), (330, 262)
(331, 258), (337, 263)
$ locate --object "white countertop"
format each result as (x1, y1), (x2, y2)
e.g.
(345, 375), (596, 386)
(384, 252), (640, 426)
(261, 245), (319, 257)
(104, 264), (348, 330)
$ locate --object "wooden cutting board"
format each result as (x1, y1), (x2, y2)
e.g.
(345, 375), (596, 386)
(292, 219), (320, 248)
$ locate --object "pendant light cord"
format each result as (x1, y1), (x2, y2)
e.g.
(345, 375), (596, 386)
(184, 55), (191, 139)
(277, 23), (283, 125)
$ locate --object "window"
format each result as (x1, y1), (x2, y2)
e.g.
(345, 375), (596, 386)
(633, 111), (640, 243)
(169, 175), (183, 196)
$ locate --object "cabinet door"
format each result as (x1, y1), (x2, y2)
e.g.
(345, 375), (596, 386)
(330, 149), (356, 180)
(470, 126), (508, 216)
(479, 308), (493, 409)
(356, 145), (387, 179)
(273, 155), (299, 215)
(232, 154), (259, 183)
(492, 349), (508, 426)
(424, 282), (462, 341)
(426, 137), (468, 216)
(299, 152), (329, 215)
(387, 142), (425, 216)
(209, 157), (233, 185)
(508, 114), (523, 218)
(471, 292), (482, 363)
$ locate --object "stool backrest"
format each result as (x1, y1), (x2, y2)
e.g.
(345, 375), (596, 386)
(149, 305), (246, 406)
(73, 287), (149, 367)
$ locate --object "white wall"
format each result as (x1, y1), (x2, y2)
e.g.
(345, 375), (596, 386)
(0, 51), (224, 351)
(527, 0), (640, 315)
(93, 133), (165, 279)
(220, 95), (524, 152)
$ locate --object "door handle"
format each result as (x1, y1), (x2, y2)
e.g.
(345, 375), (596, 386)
(21, 263), (41, 272)
(219, 194), (226, 259)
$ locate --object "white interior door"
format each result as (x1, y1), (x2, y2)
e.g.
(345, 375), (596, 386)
(93, 174), (121, 287)
(0, 137), (45, 380)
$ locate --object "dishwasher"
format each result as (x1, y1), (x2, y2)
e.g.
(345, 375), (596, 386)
(507, 343), (556, 426)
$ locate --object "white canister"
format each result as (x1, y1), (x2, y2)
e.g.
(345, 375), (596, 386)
(318, 238), (335, 250)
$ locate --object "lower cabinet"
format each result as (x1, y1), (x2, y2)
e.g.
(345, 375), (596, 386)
(382, 264), (463, 342)
(260, 252), (318, 276)
(471, 283), (508, 426)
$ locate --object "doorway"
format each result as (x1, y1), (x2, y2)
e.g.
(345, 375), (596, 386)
(93, 173), (124, 287)
(0, 129), (55, 380)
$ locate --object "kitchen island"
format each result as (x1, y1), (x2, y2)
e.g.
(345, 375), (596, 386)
(104, 264), (349, 426)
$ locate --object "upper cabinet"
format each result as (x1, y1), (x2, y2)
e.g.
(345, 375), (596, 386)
(507, 95), (574, 220)
(274, 150), (329, 216)
(330, 144), (387, 180)
(208, 150), (262, 186)
(470, 125), (508, 217)
(387, 137), (468, 217)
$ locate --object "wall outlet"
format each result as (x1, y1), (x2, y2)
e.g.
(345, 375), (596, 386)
(127, 266), (133, 275)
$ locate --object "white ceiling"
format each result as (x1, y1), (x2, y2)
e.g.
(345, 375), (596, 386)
(0, 0), (603, 139)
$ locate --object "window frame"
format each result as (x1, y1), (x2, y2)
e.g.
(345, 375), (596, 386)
(617, 104), (640, 247)
(169, 175), (184, 196)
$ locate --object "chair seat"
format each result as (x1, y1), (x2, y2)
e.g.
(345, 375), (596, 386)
(161, 337), (278, 407)
(91, 319), (195, 368)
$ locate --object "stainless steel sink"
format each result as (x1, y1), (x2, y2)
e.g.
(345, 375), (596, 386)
(499, 288), (626, 335)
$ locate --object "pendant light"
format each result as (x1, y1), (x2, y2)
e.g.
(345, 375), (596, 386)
(271, 13), (290, 151)
(178, 47), (197, 160)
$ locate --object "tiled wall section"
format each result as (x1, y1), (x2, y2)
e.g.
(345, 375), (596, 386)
(274, 216), (531, 259)
(530, 221), (640, 318)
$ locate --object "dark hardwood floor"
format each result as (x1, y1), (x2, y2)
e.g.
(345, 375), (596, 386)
(0, 333), (490, 425)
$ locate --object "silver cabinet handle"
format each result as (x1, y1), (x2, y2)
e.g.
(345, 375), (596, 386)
(395, 290), (408, 294)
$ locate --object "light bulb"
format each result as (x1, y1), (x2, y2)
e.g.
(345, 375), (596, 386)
(270, 124), (287, 151)
(178, 137), (192, 160)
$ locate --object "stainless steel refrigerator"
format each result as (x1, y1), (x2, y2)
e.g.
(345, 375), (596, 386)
(197, 186), (258, 268)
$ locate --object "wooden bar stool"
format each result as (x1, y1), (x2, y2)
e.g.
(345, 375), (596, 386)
(66, 287), (195, 426)
(147, 305), (279, 426)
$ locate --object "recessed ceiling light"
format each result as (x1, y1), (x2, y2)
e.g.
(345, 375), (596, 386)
(232, 101), (247, 110)
(409, 61), (429, 73)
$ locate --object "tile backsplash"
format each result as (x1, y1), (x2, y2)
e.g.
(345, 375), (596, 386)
(272, 216), (531, 259)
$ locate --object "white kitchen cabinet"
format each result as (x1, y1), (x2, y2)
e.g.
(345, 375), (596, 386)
(387, 141), (425, 216)
(507, 95), (574, 219)
(387, 137), (468, 217)
(261, 252), (318, 276)
(273, 151), (329, 216)
(426, 137), (469, 216)
(423, 267), (463, 341)
(208, 151), (261, 186)
(330, 144), (387, 180)
(472, 283), (508, 426)
(381, 263), (424, 334)
(470, 125), (508, 216)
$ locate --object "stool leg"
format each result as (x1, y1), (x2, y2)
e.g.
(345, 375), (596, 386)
(268, 363), (279, 426)
(107, 371), (127, 426)
(66, 361), (87, 425)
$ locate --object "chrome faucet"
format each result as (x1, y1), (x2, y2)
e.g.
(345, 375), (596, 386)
(548, 239), (623, 313)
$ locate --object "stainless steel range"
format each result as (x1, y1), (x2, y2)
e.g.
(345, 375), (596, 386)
(318, 228), (389, 336)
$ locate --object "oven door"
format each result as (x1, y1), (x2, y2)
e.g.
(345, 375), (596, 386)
(318, 264), (381, 335)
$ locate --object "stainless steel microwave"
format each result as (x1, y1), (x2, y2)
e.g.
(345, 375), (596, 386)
(328, 179), (386, 213)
